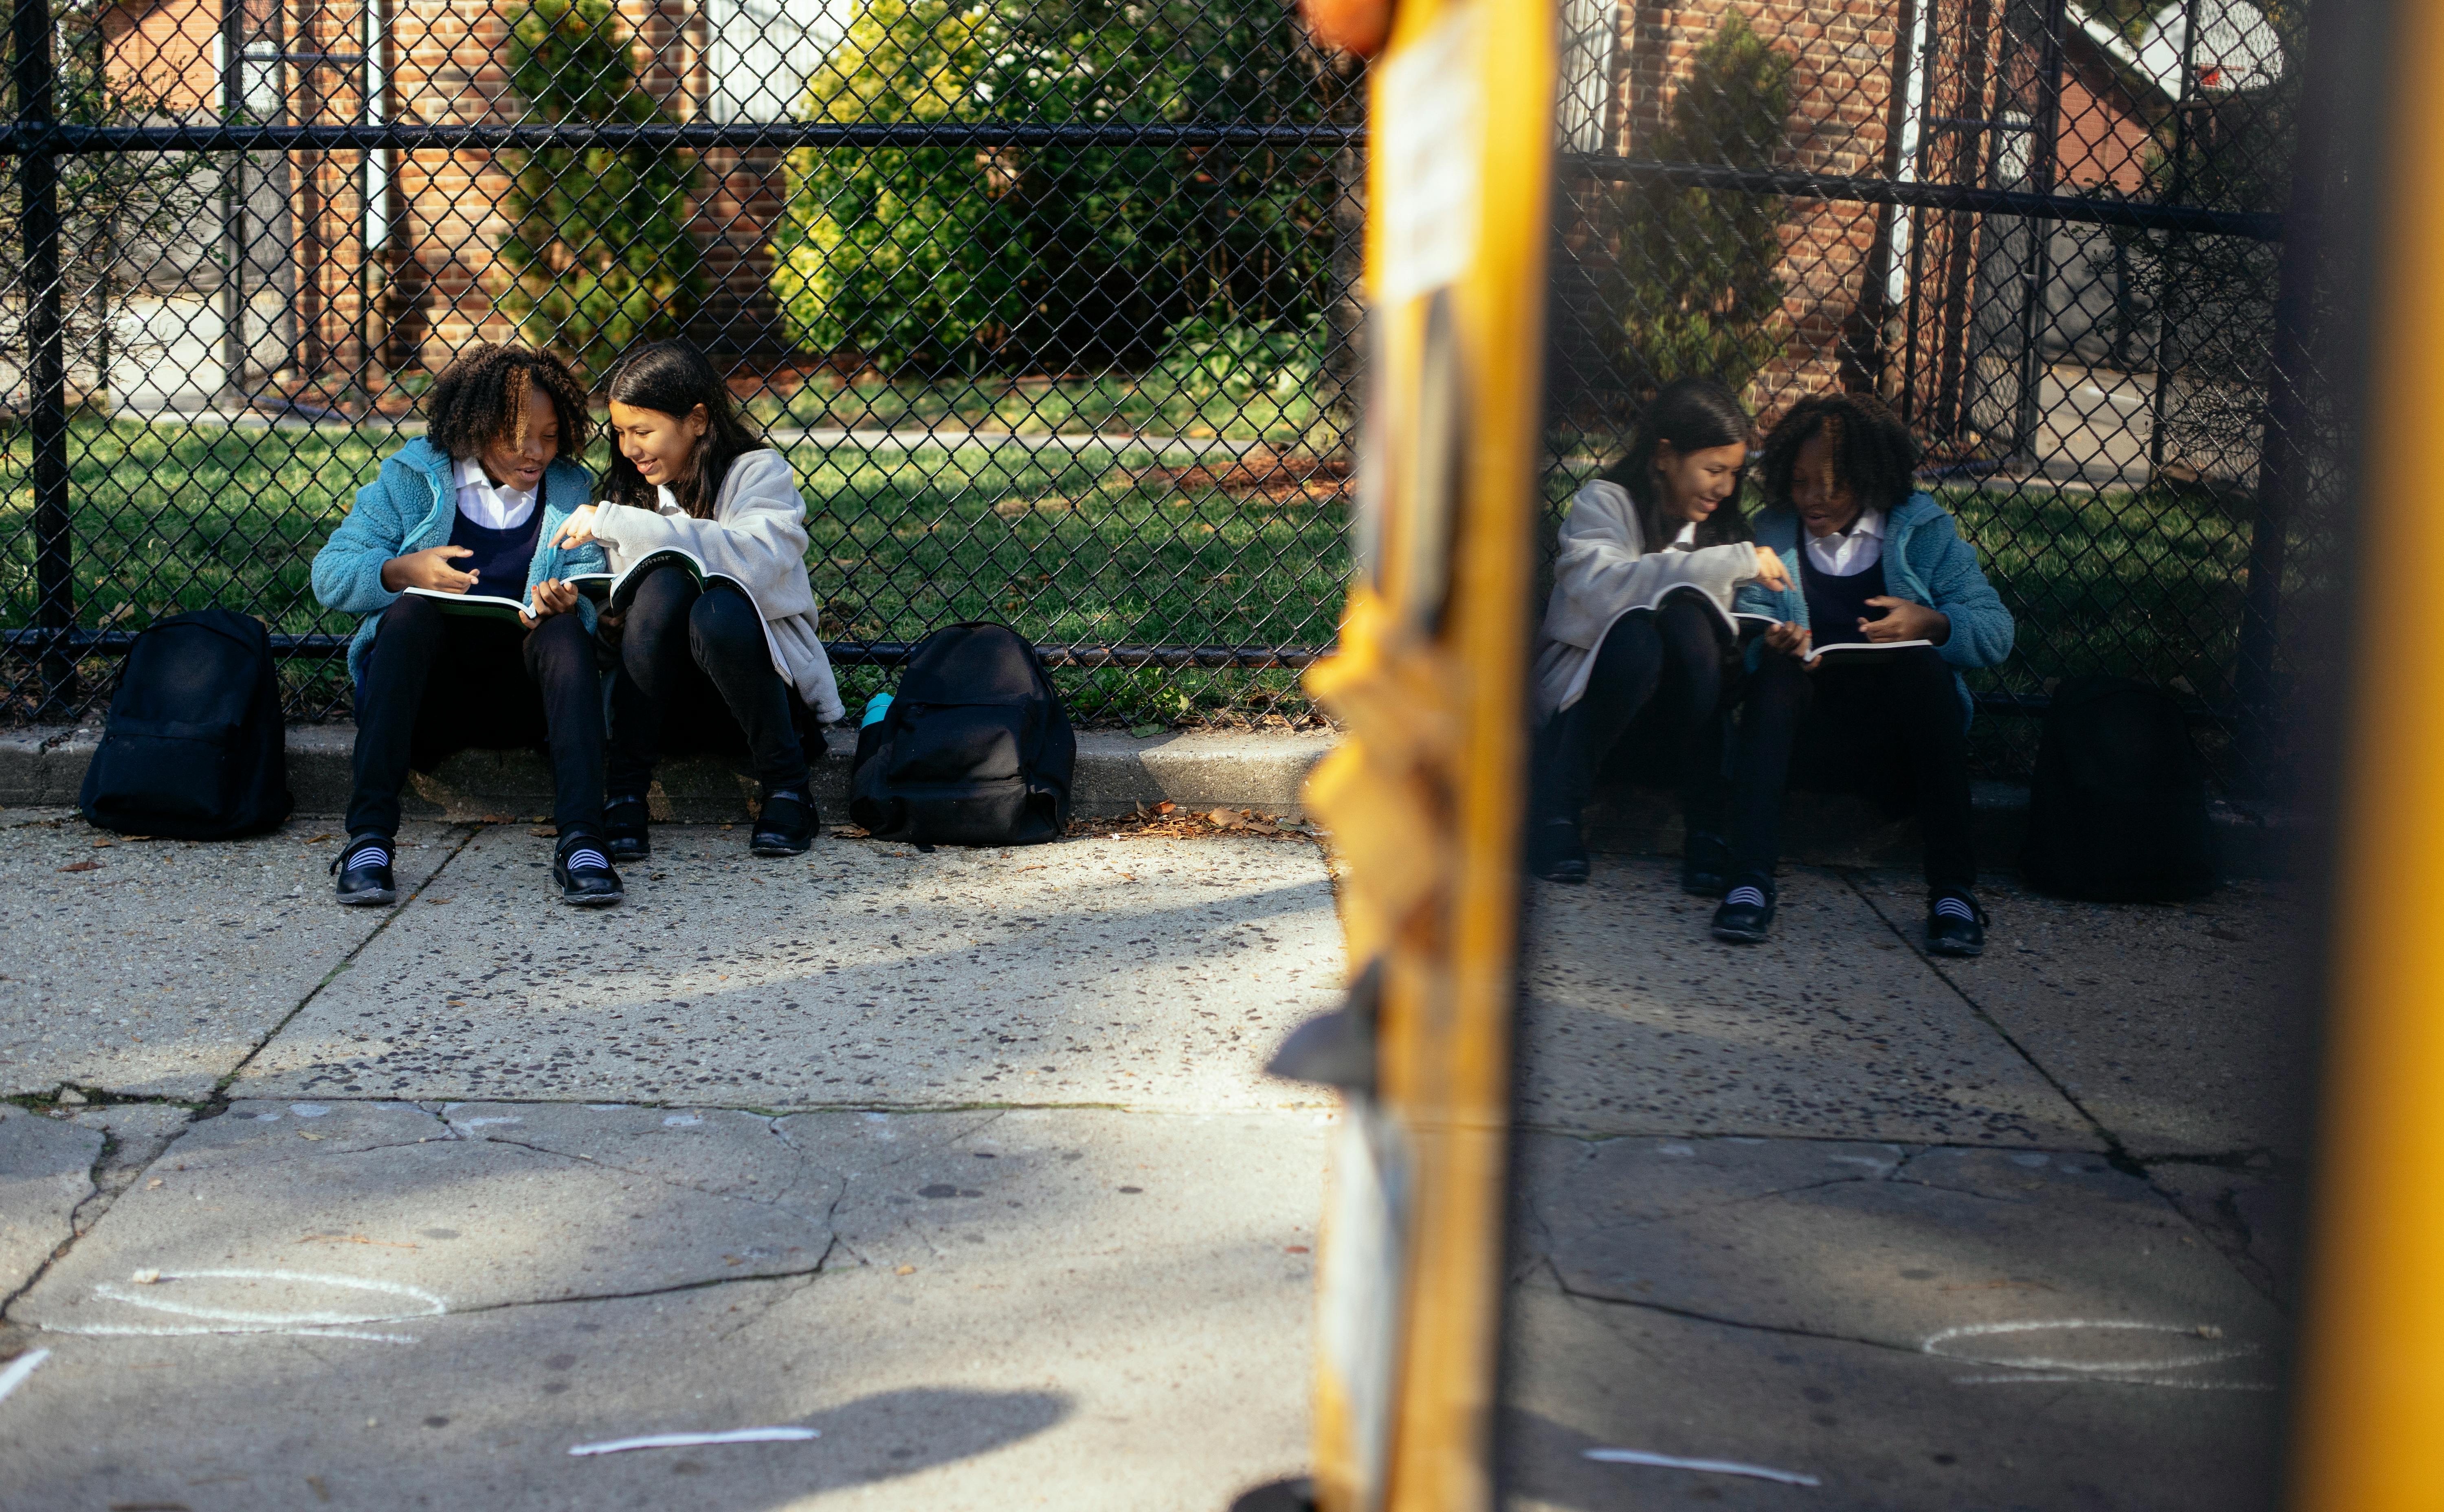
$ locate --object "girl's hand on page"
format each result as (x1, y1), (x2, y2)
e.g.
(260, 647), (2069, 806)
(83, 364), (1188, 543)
(1748, 545), (1791, 592)
(553, 505), (600, 549)
(1763, 621), (1810, 658)
(1860, 596), (1949, 644)
(521, 578), (579, 627)
(380, 545), (478, 594)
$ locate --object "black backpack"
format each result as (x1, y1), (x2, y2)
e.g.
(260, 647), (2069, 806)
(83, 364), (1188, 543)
(78, 609), (291, 840)
(850, 622), (1075, 846)
(2020, 674), (2217, 901)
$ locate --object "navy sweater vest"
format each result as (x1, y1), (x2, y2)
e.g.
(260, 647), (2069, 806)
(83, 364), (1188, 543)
(449, 509), (543, 600)
(1799, 550), (1888, 648)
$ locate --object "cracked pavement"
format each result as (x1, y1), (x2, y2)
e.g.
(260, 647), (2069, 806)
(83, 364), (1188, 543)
(0, 814), (2311, 1508)
(0, 815), (1332, 1509)
(1505, 858), (2311, 1510)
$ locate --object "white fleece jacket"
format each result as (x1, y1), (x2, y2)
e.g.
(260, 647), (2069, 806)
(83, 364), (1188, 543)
(592, 448), (846, 724)
(1532, 479), (1760, 720)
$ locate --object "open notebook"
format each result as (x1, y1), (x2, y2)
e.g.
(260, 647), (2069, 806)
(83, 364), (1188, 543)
(1633, 586), (1932, 663)
(566, 548), (784, 665)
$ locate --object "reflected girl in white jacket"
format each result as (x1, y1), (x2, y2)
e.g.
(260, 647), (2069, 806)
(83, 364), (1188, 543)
(553, 341), (845, 863)
(1526, 378), (1789, 886)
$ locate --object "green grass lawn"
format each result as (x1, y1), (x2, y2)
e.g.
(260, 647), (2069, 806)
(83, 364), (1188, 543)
(3, 414), (2266, 777)
(0, 414), (1347, 726)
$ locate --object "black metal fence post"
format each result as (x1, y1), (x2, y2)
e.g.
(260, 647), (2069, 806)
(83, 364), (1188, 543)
(12, 0), (73, 716)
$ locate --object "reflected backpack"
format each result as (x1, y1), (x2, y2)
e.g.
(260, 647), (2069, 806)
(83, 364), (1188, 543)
(2020, 674), (2217, 901)
(78, 608), (292, 839)
(849, 621), (1074, 846)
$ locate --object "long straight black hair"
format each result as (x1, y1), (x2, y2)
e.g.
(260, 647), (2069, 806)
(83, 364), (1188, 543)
(598, 340), (764, 519)
(1597, 377), (1757, 549)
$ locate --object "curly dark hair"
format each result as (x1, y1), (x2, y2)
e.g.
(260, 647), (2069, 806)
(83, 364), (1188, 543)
(423, 344), (593, 463)
(1757, 392), (1919, 515)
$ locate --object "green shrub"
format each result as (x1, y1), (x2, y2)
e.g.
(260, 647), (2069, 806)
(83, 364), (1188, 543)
(497, 0), (707, 376)
(1618, 13), (1794, 394)
(770, 0), (1335, 376)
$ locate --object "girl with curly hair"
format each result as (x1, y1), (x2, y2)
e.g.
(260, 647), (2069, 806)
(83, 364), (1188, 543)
(1712, 392), (2015, 954)
(309, 343), (623, 908)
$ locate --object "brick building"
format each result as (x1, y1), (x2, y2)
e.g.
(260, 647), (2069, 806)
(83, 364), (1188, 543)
(97, 0), (835, 401)
(1552, 0), (2189, 442)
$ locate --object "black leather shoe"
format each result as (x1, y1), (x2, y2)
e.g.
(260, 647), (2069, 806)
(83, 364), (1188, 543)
(604, 793), (651, 864)
(1926, 893), (1988, 956)
(553, 833), (624, 906)
(751, 789), (817, 857)
(330, 834), (397, 906)
(1681, 829), (1732, 897)
(1710, 881), (1776, 943)
(1526, 818), (1589, 883)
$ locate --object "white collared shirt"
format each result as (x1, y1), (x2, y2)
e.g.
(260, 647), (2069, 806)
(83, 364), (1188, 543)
(1804, 507), (1886, 577)
(1667, 520), (1698, 549)
(453, 457), (539, 532)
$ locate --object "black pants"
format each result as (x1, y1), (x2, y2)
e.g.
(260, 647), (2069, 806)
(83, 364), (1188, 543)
(1530, 595), (1732, 837)
(347, 595), (604, 838)
(605, 565), (810, 798)
(1727, 644), (1975, 896)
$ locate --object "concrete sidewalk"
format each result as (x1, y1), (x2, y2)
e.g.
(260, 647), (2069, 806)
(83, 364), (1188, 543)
(0, 807), (2306, 1509)
(0, 813), (1338, 1509)
(1504, 856), (2308, 1511)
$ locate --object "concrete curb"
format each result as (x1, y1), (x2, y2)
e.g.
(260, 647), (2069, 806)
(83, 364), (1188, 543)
(0, 724), (2296, 875)
(0, 724), (1338, 825)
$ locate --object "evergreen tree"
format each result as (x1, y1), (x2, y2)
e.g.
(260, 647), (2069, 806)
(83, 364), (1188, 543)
(497, 0), (706, 377)
(1618, 13), (1794, 394)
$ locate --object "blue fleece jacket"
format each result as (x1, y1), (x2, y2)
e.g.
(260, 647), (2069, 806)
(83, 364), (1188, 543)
(1732, 490), (2014, 726)
(310, 437), (606, 692)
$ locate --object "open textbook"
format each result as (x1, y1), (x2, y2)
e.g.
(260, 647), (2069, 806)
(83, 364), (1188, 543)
(566, 548), (784, 665)
(1800, 636), (1932, 664)
(400, 585), (541, 622)
(1631, 586), (1932, 663)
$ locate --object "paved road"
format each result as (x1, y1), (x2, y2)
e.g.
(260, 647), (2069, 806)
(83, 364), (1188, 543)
(0, 813), (1339, 1509)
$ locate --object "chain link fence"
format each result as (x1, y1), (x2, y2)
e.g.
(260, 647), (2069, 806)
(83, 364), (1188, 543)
(4, 0), (2327, 782)
(1549, 0), (2330, 788)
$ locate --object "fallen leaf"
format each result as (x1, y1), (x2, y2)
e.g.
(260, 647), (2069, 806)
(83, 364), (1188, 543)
(130, 1268), (161, 1284)
(303, 833), (332, 843)
(145, 1178), (163, 1189)
(895, 1265), (916, 1275)
(1155, 801), (1175, 815)
(298, 1132), (325, 1141)
(482, 813), (512, 824)
(59, 861), (99, 873)
(529, 826), (558, 838)
(91, 839), (112, 848)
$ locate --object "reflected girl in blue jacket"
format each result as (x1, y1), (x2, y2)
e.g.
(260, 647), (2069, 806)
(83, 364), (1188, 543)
(1714, 393), (2014, 955)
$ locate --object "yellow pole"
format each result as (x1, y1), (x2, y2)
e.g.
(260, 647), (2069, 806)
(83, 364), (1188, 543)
(2286, 2), (2444, 1503)
(1297, 1), (1554, 1508)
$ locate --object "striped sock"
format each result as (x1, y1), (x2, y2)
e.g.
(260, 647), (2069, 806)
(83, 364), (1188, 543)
(342, 839), (392, 871)
(1932, 894), (1978, 921)
(563, 846), (611, 874)
(1724, 884), (1769, 910)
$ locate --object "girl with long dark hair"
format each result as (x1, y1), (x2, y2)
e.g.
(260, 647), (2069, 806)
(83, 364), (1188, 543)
(552, 340), (845, 860)
(1526, 378), (1791, 886)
